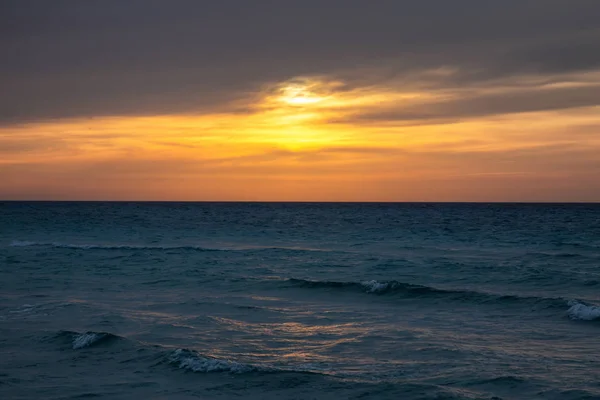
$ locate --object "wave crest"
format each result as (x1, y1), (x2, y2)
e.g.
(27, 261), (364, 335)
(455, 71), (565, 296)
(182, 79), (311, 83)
(57, 331), (121, 349)
(360, 279), (447, 295)
(289, 278), (482, 298)
(567, 301), (600, 321)
(168, 349), (261, 373)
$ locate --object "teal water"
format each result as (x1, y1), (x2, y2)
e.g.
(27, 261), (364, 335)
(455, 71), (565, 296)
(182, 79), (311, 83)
(1, 202), (600, 399)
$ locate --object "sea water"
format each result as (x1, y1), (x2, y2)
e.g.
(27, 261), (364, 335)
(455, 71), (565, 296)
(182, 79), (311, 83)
(1, 202), (599, 399)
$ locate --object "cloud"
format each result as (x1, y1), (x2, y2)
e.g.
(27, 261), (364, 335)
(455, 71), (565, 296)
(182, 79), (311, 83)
(1, 0), (599, 123)
(339, 80), (600, 124)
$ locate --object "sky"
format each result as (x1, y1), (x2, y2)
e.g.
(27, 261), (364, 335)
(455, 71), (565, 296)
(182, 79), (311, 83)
(1, 0), (599, 201)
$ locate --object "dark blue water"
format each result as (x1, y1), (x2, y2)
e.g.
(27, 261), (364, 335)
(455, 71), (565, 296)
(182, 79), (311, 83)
(1, 202), (600, 399)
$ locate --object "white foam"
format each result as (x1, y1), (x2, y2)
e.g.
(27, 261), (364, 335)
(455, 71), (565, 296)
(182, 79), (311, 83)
(72, 333), (107, 349)
(361, 280), (392, 293)
(5, 303), (72, 319)
(10, 240), (73, 248)
(10, 241), (143, 250)
(567, 301), (600, 321)
(10, 240), (37, 247)
(169, 349), (257, 373)
(9, 240), (219, 251)
(8, 305), (35, 314)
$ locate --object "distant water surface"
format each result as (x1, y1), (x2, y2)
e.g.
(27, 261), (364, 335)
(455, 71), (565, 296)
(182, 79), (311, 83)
(1, 202), (600, 399)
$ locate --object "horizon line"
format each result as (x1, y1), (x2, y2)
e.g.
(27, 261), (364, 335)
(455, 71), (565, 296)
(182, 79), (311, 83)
(1, 200), (599, 204)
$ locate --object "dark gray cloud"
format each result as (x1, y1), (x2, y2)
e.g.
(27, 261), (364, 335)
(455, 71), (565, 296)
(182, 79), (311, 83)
(339, 84), (600, 124)
(1, 0), (599, 123)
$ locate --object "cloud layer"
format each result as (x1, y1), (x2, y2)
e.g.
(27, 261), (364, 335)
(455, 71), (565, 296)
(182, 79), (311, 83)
(2, 0), (600, 123)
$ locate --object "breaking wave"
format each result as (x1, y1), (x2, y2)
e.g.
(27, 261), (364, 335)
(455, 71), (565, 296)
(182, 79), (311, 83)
(287, 278), (600, 322)
(167, 349), (328, 376)
(567, 301), (600, 321)
(57, 331), (122, 349)
(168, 349), (267, 374)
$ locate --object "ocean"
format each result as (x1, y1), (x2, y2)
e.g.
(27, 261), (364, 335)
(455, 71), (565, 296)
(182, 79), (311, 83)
(1, 202), (600, 399)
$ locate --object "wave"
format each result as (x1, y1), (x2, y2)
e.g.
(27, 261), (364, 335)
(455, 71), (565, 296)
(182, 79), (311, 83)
(57, 330), (122, 349)
(49, 331), (323, 375)
(167, 349), (328, 376)
(287, 277), (461, 296)
(9, 240), (331, 253)
(567, 301), (600, 321)
(10, 240), (221, 252)
(286, 278), (570, 308)
(287, 278), (600, 323)
(45, 330), (332, 378)
(168, 349), (266, 374)
(473, 375), (526, 385)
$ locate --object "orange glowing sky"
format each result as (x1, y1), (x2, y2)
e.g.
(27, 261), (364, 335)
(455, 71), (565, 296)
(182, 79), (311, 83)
(1, 2), (599, 201)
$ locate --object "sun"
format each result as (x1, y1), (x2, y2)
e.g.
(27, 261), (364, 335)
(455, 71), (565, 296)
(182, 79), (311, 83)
(274, 78), (331, 107)
(279, 83), (324, 106)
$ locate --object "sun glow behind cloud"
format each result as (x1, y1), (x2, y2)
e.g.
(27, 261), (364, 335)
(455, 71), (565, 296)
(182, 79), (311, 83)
(1, 71), (599, 201)
(276, 78), (329, 106)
